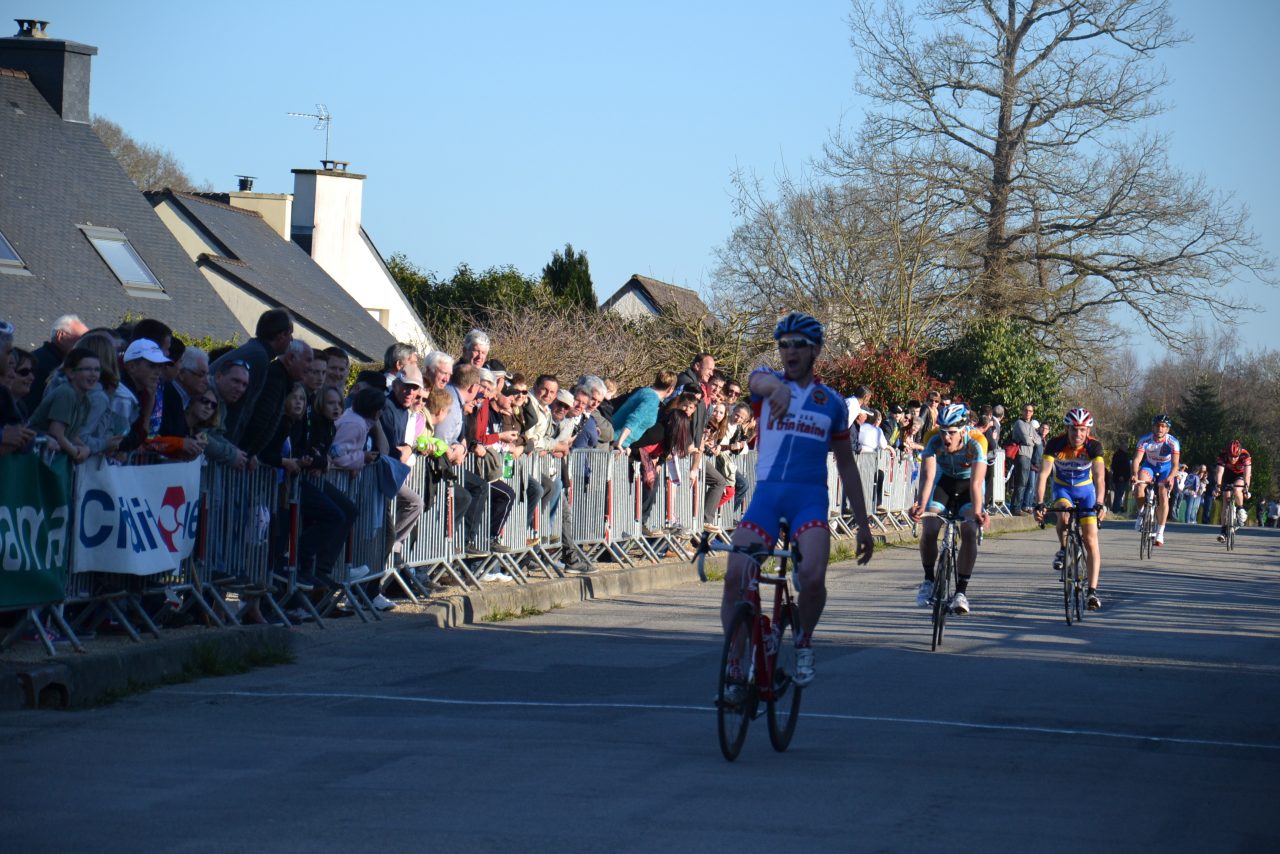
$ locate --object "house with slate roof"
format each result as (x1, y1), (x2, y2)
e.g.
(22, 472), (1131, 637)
(601, 274), (717, 327)
(148, 188), (397, 363)
(0, 20), (247, 349)
(289, 161), (433, 350)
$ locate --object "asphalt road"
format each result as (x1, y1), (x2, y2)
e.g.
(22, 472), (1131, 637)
(3, 520), (1278, 853)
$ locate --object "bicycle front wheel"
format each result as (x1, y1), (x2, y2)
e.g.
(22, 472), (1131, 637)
(1146, 501), (1157, 560)
(767, 602), (803, 752)
(1062, 537), (1075, 625)
(1071, 539), (1086, 623)
(718, 602), (757, 762)
(931, 547), (955, 651)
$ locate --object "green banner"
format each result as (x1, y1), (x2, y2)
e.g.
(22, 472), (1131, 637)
(0, 453), (71, 610)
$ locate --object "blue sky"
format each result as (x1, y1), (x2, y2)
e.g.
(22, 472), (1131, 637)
(24, 0), (1278, 358)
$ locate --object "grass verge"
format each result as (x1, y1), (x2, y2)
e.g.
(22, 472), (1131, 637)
(84, 639), (294, 708)
(484, 604), (561, 622)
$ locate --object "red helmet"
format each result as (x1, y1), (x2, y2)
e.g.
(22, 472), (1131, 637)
(1229, 439), (1242, 457)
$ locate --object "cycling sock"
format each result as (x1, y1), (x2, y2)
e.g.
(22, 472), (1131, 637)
(923, 562), (935, 582)
(1157, 525), (1165, 535)
(955, 575), (970, 593)
(1087, 587), (1097, 596)
(794, 629), (811, 648)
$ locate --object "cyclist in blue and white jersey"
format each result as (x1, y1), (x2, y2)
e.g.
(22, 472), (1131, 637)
(1034, 408), (1107, 610)
(721, 312), (874, 689)
(908, 403), (990, 615)
(1131, 414), (1181, 546)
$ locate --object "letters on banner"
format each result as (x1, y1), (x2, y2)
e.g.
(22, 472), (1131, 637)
(73, 458), (202, 575)
(0, 453), (72, 609)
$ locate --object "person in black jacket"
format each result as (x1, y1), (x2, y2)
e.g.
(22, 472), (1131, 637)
(22, 314), (87, 412)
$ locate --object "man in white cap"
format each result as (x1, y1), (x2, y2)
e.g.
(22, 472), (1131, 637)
(119, 338), (173, 451)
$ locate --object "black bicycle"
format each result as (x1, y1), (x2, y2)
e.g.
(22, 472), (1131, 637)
(1214, 484), (1249, 551)
(1039, 504), (1096, 625)
(694, 520), (803, 761)
(913, 510), (964, 651)
(1135, 480), (1158, 560)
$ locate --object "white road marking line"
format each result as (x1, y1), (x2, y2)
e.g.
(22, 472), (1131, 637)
(163, 689), (1279, 752)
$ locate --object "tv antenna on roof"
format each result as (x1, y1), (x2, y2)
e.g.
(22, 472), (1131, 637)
(286, 103), (332, 161)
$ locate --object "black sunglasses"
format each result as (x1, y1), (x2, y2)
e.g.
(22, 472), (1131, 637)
(777, 340), (813, 351)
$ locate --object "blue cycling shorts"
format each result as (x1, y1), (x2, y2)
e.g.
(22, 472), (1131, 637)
(1051, 481), (1098, 524)
(739, 481), (829, 548)
(1139, 461), (1172, 483)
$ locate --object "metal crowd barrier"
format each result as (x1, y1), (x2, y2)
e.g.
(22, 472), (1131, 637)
(989, 452), (1009, 513)
(8, 439), (936, 657)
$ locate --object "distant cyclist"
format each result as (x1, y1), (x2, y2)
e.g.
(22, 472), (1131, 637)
(909, 403), (989, 615)
(1211, 440), (1252, 542)
(721, 312), (874, 690)
(1034, 408), (1107, 611)
(1132, 414), (1181, 546)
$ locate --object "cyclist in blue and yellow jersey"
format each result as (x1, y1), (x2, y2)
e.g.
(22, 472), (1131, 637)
(1132, 414), (1181, 546)
(721, 312), (874, 690)
(908, 403), (989, 615)
(1034, 408), (1107, 611)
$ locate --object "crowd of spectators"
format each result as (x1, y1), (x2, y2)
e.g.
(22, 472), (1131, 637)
(13, 308), (1275, 622)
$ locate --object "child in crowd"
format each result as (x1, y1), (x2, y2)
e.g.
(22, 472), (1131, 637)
(27, 347), (99, 462)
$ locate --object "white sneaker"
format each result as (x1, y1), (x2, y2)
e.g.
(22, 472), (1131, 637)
(346, 565), (371, 583)
(916, 580), (934, 607)
(371, 593), (396, 612)
(793, 648), (815, 687)
(949, 592), (970, 615)
(1154, 532), (1164, 546)
(1237, 508), (1248, 527)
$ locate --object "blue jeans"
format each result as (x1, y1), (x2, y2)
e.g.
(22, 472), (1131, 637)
(1183, 495), (1202, 524)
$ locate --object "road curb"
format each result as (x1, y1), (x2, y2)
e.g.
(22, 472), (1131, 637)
(2, 515), (1043, 709)
(0, 626), (295, 710)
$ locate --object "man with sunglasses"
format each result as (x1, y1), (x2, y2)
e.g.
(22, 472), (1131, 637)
(721, 312), (874, 691)
(909, 403), (990, 615)
(1, 320), (36, 454)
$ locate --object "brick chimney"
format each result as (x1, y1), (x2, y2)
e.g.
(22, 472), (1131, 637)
(0, 19), (97, 124)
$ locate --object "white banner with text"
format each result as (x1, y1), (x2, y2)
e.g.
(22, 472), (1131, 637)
(72, 459), (202, 575)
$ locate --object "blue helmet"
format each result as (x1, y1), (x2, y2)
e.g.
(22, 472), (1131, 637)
(1152, 413), (1172, 428)
(773, 312), (824, 348)
(937, 403), (969, 428)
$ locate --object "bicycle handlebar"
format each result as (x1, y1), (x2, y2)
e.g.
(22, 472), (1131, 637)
(690, 531), (798, 583)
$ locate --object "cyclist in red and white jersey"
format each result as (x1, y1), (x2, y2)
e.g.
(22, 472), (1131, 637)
(721, 312), (874, 691)
(1211, 440), (1252, 542)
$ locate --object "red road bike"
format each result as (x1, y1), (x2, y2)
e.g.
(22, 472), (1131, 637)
(695, 520), (803, 762)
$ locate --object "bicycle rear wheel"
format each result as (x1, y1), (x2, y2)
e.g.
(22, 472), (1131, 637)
(718, 602), (757, 762)
(766, 602), (803, 752)
(931, 547), (955, 651)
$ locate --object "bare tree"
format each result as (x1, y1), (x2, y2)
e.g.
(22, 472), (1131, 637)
(841, 0), (1273, 349)
(92, 116), (203, 192)
(714, 142), (979, 357)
